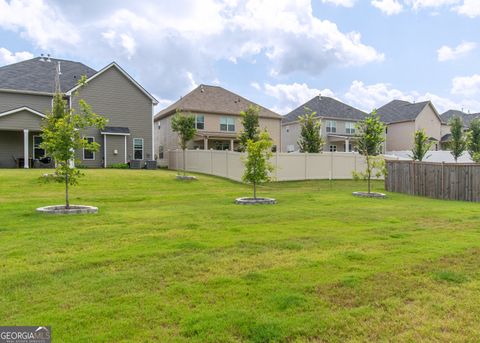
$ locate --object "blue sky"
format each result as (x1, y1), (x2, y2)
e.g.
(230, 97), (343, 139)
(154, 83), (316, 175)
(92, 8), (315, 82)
(0, 0), (479, 115)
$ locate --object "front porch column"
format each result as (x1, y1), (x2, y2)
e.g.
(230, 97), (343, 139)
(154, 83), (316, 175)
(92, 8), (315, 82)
(230, 139), (234, 151)
(345, 139), (350, 152)
(23, 129), (29, 169)
(204, 137), (208, 150)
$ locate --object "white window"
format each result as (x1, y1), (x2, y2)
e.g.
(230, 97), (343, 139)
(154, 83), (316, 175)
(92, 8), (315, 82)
(195, 114), (205, 130)
(220, 117), (235, 132)
(33, 135), (45, 159)
(346, 122), (355, 134)
(83, 137), (95, 160)
(329, 145), (337, 152)
(133, 138), (144, 160)
(326, 120), (337, 133)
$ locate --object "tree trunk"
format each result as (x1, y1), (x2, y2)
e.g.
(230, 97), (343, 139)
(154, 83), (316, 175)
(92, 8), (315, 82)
(253, 181), (257, 199)
(367, 156), (371, 194)
(183, 148), (186, 176)
(65, 165), (70, 209)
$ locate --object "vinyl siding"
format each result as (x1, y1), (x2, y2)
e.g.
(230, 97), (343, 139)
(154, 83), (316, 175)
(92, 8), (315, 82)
(0, 130), (42, 167)
(72, 66), (153, 167)
(0, 91), (52, 114)
(0, 110), (43, 130)
(106, 135), (127, 165)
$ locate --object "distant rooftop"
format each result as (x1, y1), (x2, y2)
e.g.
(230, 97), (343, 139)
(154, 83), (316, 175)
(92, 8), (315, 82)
(441, 109), (480, 126)
(283, 96), (367, 123)
(154, 84), (282, 120)
(0, 56), (96, 93)
(376, 100), (434, 124)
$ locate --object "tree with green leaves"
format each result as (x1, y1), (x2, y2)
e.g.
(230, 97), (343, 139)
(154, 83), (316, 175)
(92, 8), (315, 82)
(40, 77), (107, 209)
(238, 105), (260, 152)
(297, 108), (323, 153)
(242, 130), (274, 199)
(410, 129), (433, 161)
(171, 110), (197, 176)
(466, 118), (480, 163)
(354, 110), (386, 194)
(449, 116), (466, 162)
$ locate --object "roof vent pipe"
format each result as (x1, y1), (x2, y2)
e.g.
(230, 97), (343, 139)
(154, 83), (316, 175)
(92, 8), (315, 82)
(318, 93), (322, 100)
(39, 54), (45, 62)
(200, 85), (204, 93)
(47, 54), (51, 62)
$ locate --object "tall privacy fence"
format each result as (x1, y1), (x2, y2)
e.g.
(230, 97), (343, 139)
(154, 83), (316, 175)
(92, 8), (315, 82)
(168, 149), (394, 182)
(385, 160), (480, 202)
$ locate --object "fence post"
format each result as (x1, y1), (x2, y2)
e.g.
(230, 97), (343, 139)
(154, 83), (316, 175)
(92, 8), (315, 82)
(304, 152), (308, 180)
(226, 150), (229, 179)
(441, 162), (444, 200)
(210, 148), (213, 174)
(275, 151), (278, 180)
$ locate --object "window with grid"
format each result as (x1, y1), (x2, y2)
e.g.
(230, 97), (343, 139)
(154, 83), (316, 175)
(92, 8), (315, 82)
(220, 117), (235, 132)
(83, 137), (95, 160)
(195, 115), (205, 130)
(326, 120), (336, 133)
(346, 122), (355, 134)
(33, 136), (45, 159)
(133, 138), (144, 160)
(329, 145), (337, 152)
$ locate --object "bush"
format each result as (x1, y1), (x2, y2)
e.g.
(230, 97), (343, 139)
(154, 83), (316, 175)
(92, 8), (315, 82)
(107, 163), (129, 169)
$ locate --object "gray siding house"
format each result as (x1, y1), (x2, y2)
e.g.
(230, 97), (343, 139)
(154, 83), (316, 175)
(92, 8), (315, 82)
(0, 56), (157, 168)
(282, 95), (367, 153)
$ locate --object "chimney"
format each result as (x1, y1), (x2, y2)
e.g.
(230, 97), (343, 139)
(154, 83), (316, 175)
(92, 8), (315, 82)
(39, 54), (45, 62)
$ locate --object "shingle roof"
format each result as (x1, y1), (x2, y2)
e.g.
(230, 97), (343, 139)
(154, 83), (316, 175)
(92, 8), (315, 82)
(282, 96), (367, 123)
(102, 126), (130, 134)
(441, 109), (480, 126)
(376, 100), (431, 124)
(154, 84), (282, 121)
(0, 57), (96, 93)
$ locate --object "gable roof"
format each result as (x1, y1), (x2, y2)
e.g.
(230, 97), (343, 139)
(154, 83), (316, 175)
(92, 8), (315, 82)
(376, 100), (436, 124)
(66, 62), (158, 105)
(0, 57), (96, 94)
(441, 109), (480, 126)
(282, 96), (367, 123)
(154, 84), (281, 121)
(0, 106), (46, 118)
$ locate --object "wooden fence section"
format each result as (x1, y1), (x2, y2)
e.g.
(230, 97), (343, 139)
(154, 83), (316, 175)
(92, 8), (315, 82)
(385, 160), (480, 202)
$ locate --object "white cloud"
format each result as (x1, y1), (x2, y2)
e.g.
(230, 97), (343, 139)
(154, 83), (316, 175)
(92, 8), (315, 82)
(0, 0), (79, 50)
(437, 41), (476, 61)
(0, 47), (33, 66)
(250, 82), (261, 90)
(371, 0), (403, 15)
(451, 74), (480, 97)
(454, 0), (480, 18)
(321, 0), (357, 7)
(262, 82), (335, 114)
(404, 0), (460, 10)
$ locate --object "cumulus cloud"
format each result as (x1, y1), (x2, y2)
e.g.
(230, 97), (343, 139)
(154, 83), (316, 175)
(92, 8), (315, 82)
(454, 0), (480, 18)
(404, 0), (460, 10)
(437, 42), (476, 61)
(0, 0), (384, 101)
(451, 74), (480, 97)
(255, 82), (335, 114)
(0, 47), (33, 66)
(321, 0), (357, 7)
(371, 0), (403, 15)
(344, 80), (480, 113)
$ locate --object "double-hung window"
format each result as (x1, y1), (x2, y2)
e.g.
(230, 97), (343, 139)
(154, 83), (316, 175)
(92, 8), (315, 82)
(83, 137), (95, 160)
(326, 120), (336, 133)
(133, 138), (144, 160)
(346, 122), (355, 134)
(220, 117), (235, 132)
(195, 114), (205, 130)
(33, 136), (45, 159)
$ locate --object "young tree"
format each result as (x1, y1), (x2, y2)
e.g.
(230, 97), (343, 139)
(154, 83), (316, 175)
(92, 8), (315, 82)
(466, 118), (480, 163)
(238, 105), (260, 151)
(41, 79), (107, 209)
(410, 129), (433, 161)
(449, 116), (466, 162)
(171, 110), (197, 176)
(355, 110), (385, 194)
(242, 130), (274, 199)
(297, 108), (323, 153)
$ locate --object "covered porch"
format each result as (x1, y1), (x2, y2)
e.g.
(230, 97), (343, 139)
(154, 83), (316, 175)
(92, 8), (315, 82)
(193, 132), (239, 151)
(0, 107), (52, 168)
(326, 134), (358, 152)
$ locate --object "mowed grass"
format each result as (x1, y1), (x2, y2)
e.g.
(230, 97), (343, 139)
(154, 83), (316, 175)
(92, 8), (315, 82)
(1, 169), (480, 342)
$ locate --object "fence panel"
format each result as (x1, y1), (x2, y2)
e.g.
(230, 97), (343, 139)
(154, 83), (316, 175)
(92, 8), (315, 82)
(385, 160), (480, 202)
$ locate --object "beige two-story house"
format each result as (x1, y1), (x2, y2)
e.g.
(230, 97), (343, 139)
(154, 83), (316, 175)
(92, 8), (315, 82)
(282, 95), (367, 153)
(154, 84), (282, 167)
(0, 56), (158, 168)
(377, 100), (444, 152)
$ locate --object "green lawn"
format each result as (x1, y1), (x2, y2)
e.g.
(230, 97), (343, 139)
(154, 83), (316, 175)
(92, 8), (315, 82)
(1, 169), (480, 342)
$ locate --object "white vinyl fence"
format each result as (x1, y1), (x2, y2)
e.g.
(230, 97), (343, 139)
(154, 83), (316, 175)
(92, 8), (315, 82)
(168, 149), (395, 182)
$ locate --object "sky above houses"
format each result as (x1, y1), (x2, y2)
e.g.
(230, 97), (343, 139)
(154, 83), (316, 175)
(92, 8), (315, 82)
(0, 0), (479, 115)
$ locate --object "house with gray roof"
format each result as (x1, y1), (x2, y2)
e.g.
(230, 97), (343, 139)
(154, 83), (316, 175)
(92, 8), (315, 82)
(440, 109), (480, 146)
(282, 95), (367, 153)
(0, 56), (158, 168)
(376, 99), (445, 151)
(154, 84), (282, 166)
